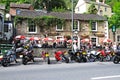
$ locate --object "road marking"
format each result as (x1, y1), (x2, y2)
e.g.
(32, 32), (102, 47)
(91, 75), (120, 80)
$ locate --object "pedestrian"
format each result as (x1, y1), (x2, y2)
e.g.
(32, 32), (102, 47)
(117, 43), (120, 51)
(73, 43), (78, 52)
(112, 42), (117, 52)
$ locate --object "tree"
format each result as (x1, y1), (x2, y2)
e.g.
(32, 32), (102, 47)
(108, 2), (120, 28)
(88, 3), (98, 14)
(0, 0), (17, 12)
(33, 0), (67, 11)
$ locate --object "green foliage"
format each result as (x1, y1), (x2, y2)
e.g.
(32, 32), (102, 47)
(52, 7), (66, 12)
(40, 16), (57, 28)
(88, 3), (98, 14)
(113, 2), (120, 14)
(108, 2), (120, 29)
(14, 16), (25, 26)
(15, 15), (59, 29)
(33, 0), (67, 11)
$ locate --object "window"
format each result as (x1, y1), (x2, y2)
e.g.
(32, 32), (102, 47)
(91, 21), (97, 31)
(105, 7), (107, 12)
(77, 7), (79, 11)
(28, 20), (36, 33)
(91, 37), (97, 46)
(4, 23), (9, 32)
(73, 20), (79, 31)
(100, 10), (103, 16)
(117, 35), (120, 42)
(16, 9), (21, 15)
(56, 20), (63, 31)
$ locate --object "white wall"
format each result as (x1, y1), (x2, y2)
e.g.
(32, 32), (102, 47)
(75, 0), (87, 13)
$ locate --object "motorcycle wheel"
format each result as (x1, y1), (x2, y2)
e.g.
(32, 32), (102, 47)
(64, 57), (69, 63)
(1, 59), (10, 67)
(22, 56), (28, 65)
(82, 57), (87, 62)
(105, 55), (111, 61)
(98, 55), (104, 62)
(113, 56), (120, 64)
(89, 54), (96, 62)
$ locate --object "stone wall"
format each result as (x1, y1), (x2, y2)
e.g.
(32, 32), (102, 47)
(33, 48), (69, 57)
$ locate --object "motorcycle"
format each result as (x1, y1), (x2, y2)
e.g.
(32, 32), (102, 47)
(87, 49), (104, 62)
(68, 50), (80, 62)
(22, 49), (35, 65)
(68, 49), (87, 63)
(54, 51), (69, 63)
(77, 49), (87, 62)
(113, 50), (120, 64)
(98, 49), (113, 62)
(1, 48), (17, 67)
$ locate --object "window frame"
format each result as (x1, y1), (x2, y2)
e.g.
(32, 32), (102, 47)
(56, 20), (63, 31)
(91, 21), (97, 31)
(27, 20), (37, 33)
(90, 36), (98, 45)
(73, 20), (79, 31)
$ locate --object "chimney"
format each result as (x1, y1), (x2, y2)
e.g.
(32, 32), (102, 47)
(96, 0), (99, 3)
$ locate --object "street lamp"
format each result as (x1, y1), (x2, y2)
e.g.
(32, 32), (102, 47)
(5, 13), (11, 21)
(71, 0), (74, 52)
(74, 30), (80, 50)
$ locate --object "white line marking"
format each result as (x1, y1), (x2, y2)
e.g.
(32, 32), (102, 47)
(91, 75), (120, 80)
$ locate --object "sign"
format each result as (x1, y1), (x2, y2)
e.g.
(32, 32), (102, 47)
(112, 25), (116, 32)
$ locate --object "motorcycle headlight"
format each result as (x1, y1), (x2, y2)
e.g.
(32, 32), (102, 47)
(20, 55), (23, 58)
(77, 53), (80, 56)
(0, 55), (3, 58)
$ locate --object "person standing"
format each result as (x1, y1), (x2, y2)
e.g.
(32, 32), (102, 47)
(73, 43), (78, 52)
(112, 42), (117, 52)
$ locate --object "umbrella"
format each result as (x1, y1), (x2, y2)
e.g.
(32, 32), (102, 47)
(81, 38), (90, 43)
(42, 37), (53, 42)
(67, 39), (78, 43)
(15, 35), (25, 39)
(29, 37), (40, 41)
(102, 38), (111, 43)
(55, 38), (66, 42)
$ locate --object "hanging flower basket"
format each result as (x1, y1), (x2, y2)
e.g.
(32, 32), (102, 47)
(81, 34), (89, 38)
(95, 32), (105, 37)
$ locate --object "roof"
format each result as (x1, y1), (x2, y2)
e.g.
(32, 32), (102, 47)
(10, 3), (32, 9)
(16, 10), (107, 21)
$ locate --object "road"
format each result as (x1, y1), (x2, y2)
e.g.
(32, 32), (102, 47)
(0, 59), (120, 80)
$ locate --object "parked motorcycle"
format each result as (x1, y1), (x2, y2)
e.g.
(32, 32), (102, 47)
(0, 51), (4, 64)
(54, 50), (69, 63)
(68, 49), (87, 63)
(1, 48), (17, 67)
(68, 50), (80, 62)
(87, 49), (104, 62)
(98, 49), (113, 62)
(113, 50), (120, 64)
(22, 49), (35, 65)
(78, 49), (87, 62)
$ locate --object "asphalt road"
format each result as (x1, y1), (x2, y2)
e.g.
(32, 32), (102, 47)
(0, 59), (120, 80)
